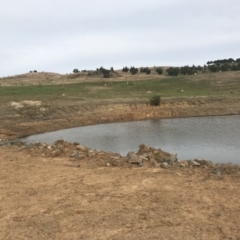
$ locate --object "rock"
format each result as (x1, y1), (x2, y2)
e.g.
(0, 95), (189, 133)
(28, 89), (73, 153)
(163, 154), (178, 165)
(88, 150), (95, 157)
(47, 145), (52, 151)
(106, 162), (111, 167)
(194, 158), (214, 167)
(76, 145), (86, 151)
(127, 152), (142, 164)
(138, 144), (177, 164)
(0, 141), (6, 146)
(139, 155), (148, 161)
(138, 162), (145, 167)
(213, 167), (225, 176)
(70, 151), (79, 159)
(188, 160), (201, 166)
(52, 150), (61, 157)
(160, 162), (169, 169)
(178, 160), (189, 167)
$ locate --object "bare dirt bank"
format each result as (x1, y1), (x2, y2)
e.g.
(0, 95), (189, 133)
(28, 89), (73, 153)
(0, 140), (240, 239)
(0, 96), (240, 140)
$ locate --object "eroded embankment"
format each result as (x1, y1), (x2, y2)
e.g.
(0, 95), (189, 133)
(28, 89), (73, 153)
(0, 97), (240, 140)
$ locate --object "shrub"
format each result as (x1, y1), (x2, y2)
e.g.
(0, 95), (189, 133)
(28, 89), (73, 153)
(156, 67), (163, 75)
(150, 95), (161, 106)
(122, 66), (129, 72)
(73, 68), (79, 73)
(130, 66), (138, 75)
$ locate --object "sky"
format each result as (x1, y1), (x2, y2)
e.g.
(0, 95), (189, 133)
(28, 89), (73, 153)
(1, 0), (240, 77)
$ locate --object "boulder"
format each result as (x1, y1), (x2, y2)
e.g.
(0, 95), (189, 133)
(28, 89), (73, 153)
(160, 162), (169, 169)
(127, 152), (142, 164)
(70, 151), (79, 159)
(188, 160), (201, 166)
(194, 158), (214, 167)
(178, 160), (189, 167)
(52, 150), (61, 157)
(137, 144), (177, 164)
(76, 145), (86, 151)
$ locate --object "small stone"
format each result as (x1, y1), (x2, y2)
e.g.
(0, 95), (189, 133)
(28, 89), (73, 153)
(47, 145), (52, 151)
(138, 162), (144, 167)
(70, 151), (79, 158)
(179, 160), (189, 167)
(139, 155), (148, 161)
(52, 150), (61, 157)
(127, 152), (142, 164)
(160, 162), (169, 169)
(106, 162), (111, 167)
(194, 158), (214, 167)
(213, 167), (225, 175)
(76, 145), (86, 151)
(188, 160), (201, 166)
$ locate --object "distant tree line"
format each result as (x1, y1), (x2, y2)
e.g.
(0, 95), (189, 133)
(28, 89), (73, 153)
(166, 65), (205, 76)
(140, 67), (151, 74)
(207, 58), (240, 65)
(73, 57), (240, 78)
(206, 58), (240, 72)
(122, 66), (163, 75)
(73, 67), (115, 78)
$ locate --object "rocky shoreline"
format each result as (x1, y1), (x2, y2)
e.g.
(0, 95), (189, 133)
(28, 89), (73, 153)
(1, 138), (239, 176)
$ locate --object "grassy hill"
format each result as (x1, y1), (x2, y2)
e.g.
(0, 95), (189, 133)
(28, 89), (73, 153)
(0, 68), (240, 104)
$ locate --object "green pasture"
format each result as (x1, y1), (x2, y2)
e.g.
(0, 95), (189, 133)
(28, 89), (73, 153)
(0, 76), (240, 103)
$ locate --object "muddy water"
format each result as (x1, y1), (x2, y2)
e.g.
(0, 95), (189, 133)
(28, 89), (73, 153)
(22, 115), (240, 164)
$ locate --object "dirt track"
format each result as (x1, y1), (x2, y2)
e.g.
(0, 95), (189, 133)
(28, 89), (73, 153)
(1, 97), (240, 239)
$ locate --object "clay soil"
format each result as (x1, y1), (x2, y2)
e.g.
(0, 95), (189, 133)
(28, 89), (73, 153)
(1, 143), (240, 240)
(1, 72), (240, 239)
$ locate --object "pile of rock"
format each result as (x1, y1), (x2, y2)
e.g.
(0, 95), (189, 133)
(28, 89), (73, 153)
(127, 144), (178, 168)
(1, 139), (239, 175)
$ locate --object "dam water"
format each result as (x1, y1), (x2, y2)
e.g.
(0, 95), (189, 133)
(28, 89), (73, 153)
(22, 115), (240, 164)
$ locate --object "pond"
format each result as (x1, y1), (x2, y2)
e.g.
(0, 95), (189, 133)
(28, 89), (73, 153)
(22, 115), (240, 164)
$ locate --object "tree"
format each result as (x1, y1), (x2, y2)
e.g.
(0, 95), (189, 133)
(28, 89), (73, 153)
(122, 66), (129, 72)
(166, 67), (179, 76)
(140, 67), (151, 74)
(73, 68), (79, 73)
(155, 67), (163, 75)
(99, 67), (111, 78)
(219, 63), (230, 72)
(208, 64), (218, 72)
(130, 66), (138, 75)
(146, 68), (151, 74)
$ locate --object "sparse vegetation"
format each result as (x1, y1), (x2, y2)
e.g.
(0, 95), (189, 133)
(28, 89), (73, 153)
(149, 95), (161, 106)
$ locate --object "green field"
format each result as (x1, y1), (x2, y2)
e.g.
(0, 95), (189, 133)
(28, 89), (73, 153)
(1, 72), (240, 103)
